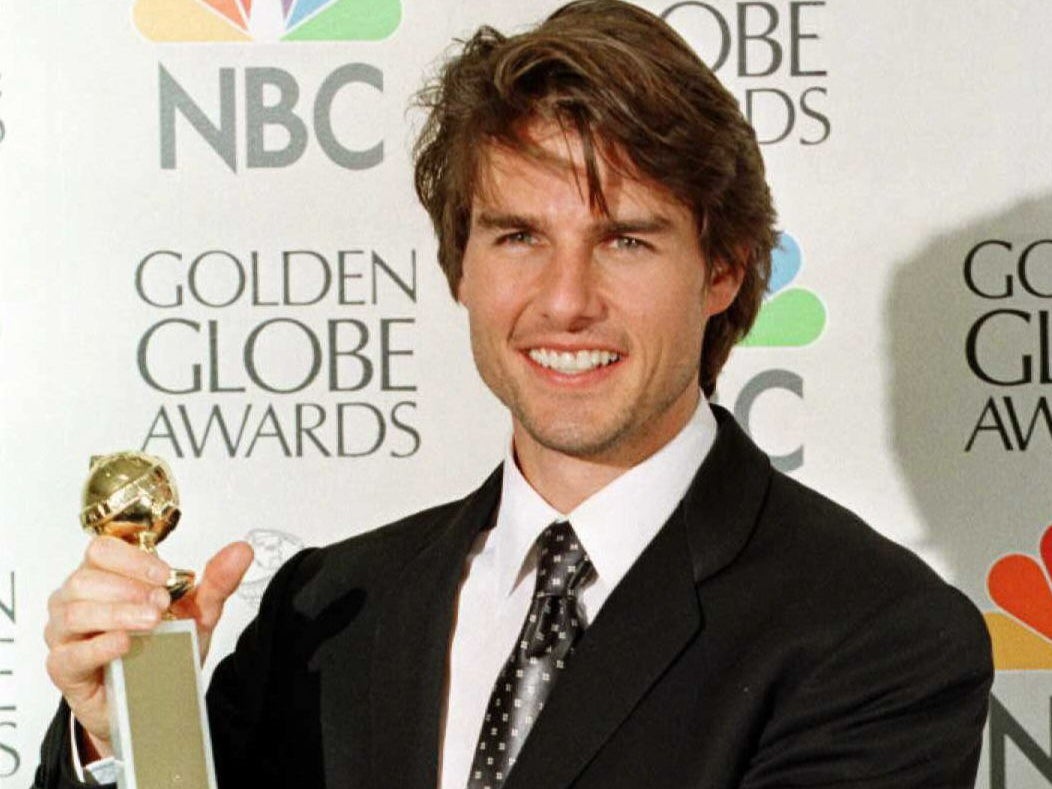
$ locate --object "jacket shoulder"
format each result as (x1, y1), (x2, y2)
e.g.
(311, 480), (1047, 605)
(745, 469), (992, 689)
(761, 470), (950, 595)
(277, 495), (479, 610)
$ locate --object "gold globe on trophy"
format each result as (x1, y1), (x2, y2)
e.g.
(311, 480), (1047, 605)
(80, 452), (195, 603)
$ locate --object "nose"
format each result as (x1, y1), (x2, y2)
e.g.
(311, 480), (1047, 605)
(535, 243), (604, 330)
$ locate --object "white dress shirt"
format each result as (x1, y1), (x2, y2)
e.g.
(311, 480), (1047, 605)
(439, 398), (717, 788)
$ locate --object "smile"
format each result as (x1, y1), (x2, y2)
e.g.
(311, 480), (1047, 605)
(527, 348), (622, 375)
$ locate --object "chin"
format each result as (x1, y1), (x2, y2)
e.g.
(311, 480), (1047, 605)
(520, 414), (631, 459)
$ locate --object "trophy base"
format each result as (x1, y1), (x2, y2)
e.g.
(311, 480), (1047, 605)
(105, 619), (217, 789)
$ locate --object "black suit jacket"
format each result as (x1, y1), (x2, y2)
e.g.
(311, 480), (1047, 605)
(34, 407), (993, 788)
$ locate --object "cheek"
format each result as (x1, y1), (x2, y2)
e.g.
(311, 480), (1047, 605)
(644, 276), (706, 330)
(462, 260), (531, 328)
(650, 292), (707, 362)
(461, 276), (516, 341)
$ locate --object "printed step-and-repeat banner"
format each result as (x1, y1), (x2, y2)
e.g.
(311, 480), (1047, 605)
(1, 2), (1051, 786)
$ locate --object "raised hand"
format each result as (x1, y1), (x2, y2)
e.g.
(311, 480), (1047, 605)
(43, 537), (253, 759)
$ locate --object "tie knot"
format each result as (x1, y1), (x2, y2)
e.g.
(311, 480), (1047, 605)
(534, 521), (592, 599)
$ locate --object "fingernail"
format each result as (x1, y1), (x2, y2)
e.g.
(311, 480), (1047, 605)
(150, 588), (170, 610)
(134, 607), (159, 627)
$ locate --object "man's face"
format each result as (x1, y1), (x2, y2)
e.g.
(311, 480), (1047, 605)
(458, 123), (741, 470)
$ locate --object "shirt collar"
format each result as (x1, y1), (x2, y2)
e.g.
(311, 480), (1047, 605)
(492, 396), (717, 597)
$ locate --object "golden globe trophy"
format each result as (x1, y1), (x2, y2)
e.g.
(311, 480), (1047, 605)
(81, 452), (217, 789)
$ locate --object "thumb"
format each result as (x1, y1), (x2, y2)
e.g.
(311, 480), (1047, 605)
(197, 541), (255, 618)
(172, 541), (254, 639)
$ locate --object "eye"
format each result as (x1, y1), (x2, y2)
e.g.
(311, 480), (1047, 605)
(611, 235), (651, 252)
(497, 231), (537, 246)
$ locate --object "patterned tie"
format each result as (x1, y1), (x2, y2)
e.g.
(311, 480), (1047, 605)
(466, 521), (594, 789)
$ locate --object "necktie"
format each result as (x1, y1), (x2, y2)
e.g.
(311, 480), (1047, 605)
(466, 521), (594, 789)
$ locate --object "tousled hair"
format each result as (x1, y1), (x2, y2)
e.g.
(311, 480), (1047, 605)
(413, 0), (777, 395)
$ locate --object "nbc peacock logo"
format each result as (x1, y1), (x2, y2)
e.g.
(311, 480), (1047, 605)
(134, 0), (402, 43)
(985, 524), (1052, 669)
(741, 232), (827, 348)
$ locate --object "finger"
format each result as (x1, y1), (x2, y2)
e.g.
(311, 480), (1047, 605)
(45, 599), (164, 646)
(173, 542), (254, 631)
(46, 630), (131, 694)
(82, 536), (170, 586)
(55, 568), (168, 608)
(47, 631), (130, 745)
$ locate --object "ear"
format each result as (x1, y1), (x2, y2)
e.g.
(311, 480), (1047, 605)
(703, 256), (746, 318)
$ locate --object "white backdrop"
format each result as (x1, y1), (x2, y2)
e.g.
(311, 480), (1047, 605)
(2, 2), (1052, 786)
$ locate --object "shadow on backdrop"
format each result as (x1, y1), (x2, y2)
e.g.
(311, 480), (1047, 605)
(888, 193), (1052, 605)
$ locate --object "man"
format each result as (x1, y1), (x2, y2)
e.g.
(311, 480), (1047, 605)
(35, 2), (993, 787)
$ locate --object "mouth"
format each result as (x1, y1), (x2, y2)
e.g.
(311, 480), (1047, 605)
(527, 347), (622, 375)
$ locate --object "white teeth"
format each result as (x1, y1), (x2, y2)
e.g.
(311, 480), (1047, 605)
(528, 348), (621, 374)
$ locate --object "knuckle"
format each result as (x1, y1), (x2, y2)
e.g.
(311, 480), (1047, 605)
(45, 645), (69, 686)
(65, 572), (87, 599)
(57, 603), (76, 634)
(85, 537), (107, 564)
(60, 600), (93, 634)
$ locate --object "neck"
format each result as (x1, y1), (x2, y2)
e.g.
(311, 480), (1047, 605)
(513, 444), (628, 514)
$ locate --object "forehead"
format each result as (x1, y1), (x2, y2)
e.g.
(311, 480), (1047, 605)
(471, 121), (690, 222)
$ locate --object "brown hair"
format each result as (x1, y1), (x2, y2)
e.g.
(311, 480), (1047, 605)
(414, 0), (777, 396)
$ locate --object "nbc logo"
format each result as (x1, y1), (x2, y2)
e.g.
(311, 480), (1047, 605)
(719, 233), (825, 474)
(741, 232), (826, 348)
(986, 524), (1052, 670)
(134, 0), (401, 42)
(983, 523), (1052, 785)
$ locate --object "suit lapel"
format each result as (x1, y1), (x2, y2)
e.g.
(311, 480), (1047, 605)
(503, 405), (772, 789)
(368, 467), (503, 788)
(681, 405), (772, 585)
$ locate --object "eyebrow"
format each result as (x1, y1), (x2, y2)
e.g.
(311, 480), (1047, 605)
(472, 211), (674, 236)
(601, 217), (674, 236)
(473, 212), (540, 231)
